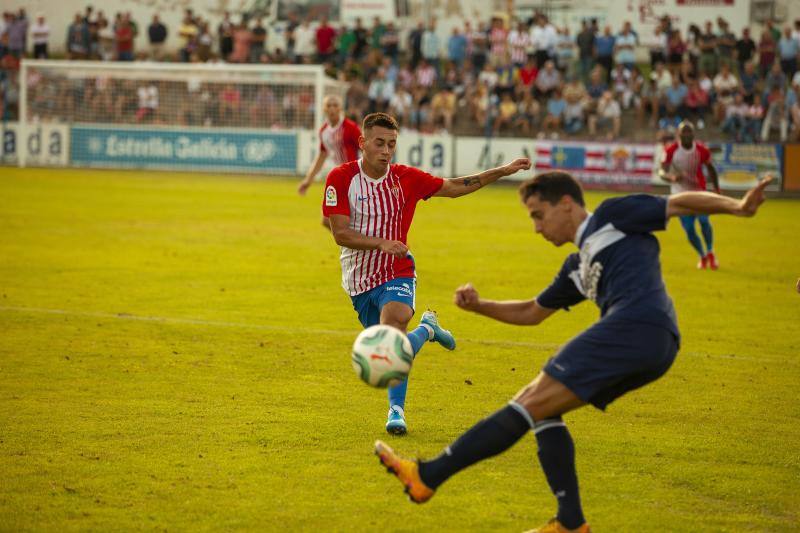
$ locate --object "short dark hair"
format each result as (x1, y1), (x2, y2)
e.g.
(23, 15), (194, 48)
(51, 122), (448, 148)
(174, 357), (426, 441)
(518, 172), (585, 207)
(362, 112), (399, 132)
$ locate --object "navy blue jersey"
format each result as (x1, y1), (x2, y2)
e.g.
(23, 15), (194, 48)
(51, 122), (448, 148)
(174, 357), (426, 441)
(537, 195), (679, 337)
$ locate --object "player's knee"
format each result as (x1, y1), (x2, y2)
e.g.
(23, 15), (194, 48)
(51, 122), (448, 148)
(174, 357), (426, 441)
(514, 384), (550, 420)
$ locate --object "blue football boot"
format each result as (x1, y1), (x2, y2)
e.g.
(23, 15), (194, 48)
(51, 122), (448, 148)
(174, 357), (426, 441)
(386, 405), (407, 436)
(420, 310), (456, 351)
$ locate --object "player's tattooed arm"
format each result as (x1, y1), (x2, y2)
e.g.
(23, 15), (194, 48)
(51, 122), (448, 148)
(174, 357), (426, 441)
(435, 158), (531, 198)
(460, 176), (482, 187)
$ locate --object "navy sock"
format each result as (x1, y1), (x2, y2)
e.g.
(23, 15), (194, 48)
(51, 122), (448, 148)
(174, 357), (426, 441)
(534, 418), (585, 530)
(418, 402), (532, 489)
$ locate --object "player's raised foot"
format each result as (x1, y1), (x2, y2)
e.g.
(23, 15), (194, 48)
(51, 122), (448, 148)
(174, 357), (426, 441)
(706, 251), (719, 270)
(697, 255), (708, 269)
(385, 405), (407, 436)
(420, 310), (456, 351)
(374, 440), (435, 504)
(523, 518), (591, 533)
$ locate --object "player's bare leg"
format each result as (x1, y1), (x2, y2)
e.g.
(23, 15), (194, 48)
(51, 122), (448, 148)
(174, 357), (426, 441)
(513, 372), (586, 421)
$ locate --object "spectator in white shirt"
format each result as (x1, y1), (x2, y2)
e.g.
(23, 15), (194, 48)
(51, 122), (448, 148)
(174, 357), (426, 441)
(30, 14), (49, 58)
(293, 20), (316, 62)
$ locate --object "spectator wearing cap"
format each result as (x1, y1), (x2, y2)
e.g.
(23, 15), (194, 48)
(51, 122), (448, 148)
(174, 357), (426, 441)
(148, 14), (167, 61)
(31, 14), (50, 59)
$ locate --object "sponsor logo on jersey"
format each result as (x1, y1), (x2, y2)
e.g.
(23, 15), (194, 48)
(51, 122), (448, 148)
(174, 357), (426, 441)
(325, 185), (337, 206)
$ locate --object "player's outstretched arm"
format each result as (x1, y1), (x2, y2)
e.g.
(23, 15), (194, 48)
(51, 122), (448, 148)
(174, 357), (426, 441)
(328, 214), (408, 257)
(434, 158), (532, 198)
(666, 176), (772, 218)
(298, 151), (328, 196)
(454, 283), (556, 325)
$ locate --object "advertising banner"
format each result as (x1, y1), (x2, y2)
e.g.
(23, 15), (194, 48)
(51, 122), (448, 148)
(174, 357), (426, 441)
(1, 123), (70, 166)
(534, 140), (656, 188)
(454, 137), (537, 180)
(70, 125), (297, 173)
(394, 133), (453, 178)
(707, 143), (783, 191)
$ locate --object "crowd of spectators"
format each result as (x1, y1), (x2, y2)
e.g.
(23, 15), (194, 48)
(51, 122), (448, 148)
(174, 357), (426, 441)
(3, 6), (800, 142)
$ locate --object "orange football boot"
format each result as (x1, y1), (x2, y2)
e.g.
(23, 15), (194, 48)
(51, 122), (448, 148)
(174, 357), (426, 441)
(374, 440), (435, 504)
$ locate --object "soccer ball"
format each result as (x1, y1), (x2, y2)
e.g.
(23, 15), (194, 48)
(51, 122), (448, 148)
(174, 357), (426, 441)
(351, 324), (413, 388)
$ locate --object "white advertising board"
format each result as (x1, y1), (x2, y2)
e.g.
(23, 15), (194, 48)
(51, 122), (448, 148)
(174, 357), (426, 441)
(1, 123), (70, 167)
(454, 137), (537, 180)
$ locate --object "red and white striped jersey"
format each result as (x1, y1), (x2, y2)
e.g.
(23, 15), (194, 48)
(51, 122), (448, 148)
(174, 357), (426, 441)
(661, 141), (711, 193)
(322, 159), (444, 296)
(319, 117), (361, 165)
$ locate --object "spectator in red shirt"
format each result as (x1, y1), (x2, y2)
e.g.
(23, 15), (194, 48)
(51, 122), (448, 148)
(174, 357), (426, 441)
(115, 14), (135, 61)
(316, 16), (336, 63)
(517, 55), (538, 89)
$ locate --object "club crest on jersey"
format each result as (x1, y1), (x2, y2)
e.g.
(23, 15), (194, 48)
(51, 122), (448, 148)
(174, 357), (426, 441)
(325, 185), (337, 206)
(390, 186), (400, 199)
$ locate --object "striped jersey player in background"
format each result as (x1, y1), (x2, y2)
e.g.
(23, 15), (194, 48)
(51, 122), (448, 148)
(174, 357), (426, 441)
(659, 121), (721, 269)
(322, 112), (531, 435)
(298, 95), (362, 228)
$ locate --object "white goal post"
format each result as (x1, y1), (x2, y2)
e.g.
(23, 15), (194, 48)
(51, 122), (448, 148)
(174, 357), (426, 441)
(16, 59), (347, 173)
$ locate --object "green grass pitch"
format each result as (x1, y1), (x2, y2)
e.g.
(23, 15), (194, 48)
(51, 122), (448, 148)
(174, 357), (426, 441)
(1, 168), (799, 531)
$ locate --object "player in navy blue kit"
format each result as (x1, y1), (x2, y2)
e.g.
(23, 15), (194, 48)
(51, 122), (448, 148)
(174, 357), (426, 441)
(374, 171), (772, 533)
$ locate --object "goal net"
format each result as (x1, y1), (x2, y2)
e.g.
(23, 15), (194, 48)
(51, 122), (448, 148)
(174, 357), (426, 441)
(16, 60), (347, 174)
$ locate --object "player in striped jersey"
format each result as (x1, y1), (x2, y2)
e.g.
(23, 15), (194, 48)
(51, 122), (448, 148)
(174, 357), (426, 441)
(659, 121), (721, 269)
(298, 95), (361, 228)
(323, 112), (531, 435)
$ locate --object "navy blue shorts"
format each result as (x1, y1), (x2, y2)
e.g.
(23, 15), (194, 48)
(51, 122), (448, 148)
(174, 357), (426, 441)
(351, 277), (416, 328)
(543, 316), (679, 410)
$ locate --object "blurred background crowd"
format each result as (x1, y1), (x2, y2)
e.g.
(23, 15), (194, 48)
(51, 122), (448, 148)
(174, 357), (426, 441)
(2, 5), (800, 142)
